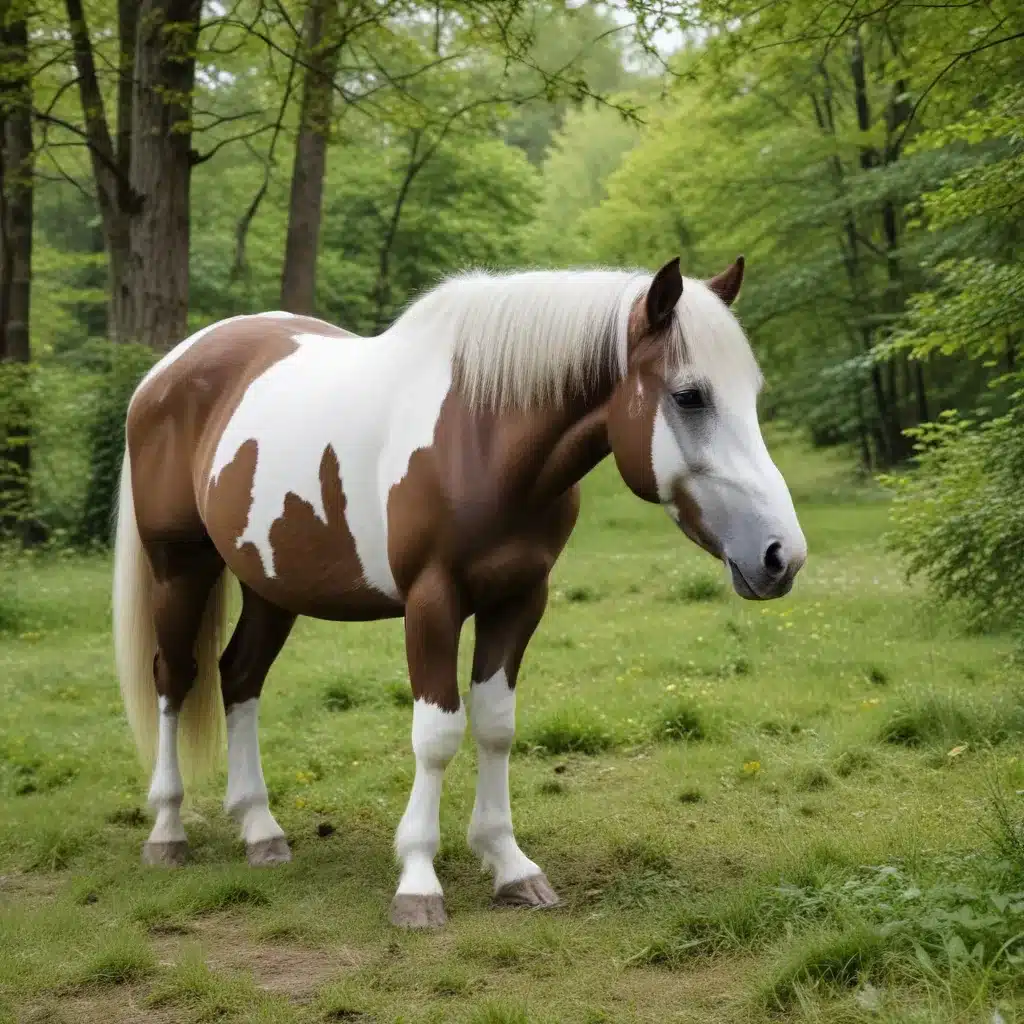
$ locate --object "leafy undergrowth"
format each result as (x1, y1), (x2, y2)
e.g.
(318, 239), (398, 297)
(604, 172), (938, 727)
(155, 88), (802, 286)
(631, 797), (1024, 1016)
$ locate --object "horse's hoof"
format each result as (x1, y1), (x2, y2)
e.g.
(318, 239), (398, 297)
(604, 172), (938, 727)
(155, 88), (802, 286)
(389, 893), (447, 929)
(246, 837), (292, 867)
(494, 873), (560, 909)
(141, 840), (188, 868)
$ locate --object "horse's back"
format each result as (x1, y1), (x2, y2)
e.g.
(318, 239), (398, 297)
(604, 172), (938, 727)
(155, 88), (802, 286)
(126, 312), (359, 545)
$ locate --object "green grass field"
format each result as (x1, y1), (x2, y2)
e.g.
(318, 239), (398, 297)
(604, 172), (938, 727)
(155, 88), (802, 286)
(2, 439), (1023, 1024)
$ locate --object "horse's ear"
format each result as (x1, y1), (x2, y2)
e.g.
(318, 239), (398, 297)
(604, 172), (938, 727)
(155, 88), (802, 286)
(706, 255), (744, 306)
(646, 256), (683, 330)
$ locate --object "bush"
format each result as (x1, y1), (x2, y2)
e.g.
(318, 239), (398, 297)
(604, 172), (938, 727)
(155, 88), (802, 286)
(0, 363), (34, 538)
(77, 343), (156, 546)
(653, 700), (709, 743)
(883, 401), (1024, 633)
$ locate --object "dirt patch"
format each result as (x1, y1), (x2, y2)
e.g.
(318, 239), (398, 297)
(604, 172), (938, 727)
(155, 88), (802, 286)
(606, 956), (754, 1022)
(18, 989), (180, 1024)
(0, 872), (61, 905)
(150, 913), (358, 1000)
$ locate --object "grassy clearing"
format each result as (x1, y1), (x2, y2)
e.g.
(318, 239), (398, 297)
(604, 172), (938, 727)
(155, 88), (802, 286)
(1, 437), (1024, 1022)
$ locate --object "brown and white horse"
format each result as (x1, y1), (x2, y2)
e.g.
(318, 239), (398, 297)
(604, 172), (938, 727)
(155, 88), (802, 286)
(113, 256), (806, 928)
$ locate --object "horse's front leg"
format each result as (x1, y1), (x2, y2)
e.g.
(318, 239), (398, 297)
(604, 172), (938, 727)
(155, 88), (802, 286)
(468, 580), (559, 909)
(390, 568), (466, 929)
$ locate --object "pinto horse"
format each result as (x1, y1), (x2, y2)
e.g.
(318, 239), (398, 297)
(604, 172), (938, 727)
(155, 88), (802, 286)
(113, 256), (806, 928)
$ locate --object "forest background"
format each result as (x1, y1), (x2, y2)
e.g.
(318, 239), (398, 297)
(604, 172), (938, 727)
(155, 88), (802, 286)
(0, 0), (1022, 627)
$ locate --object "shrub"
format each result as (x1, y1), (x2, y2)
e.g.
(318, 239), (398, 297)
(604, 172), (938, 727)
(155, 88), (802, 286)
(654, 701), (709, 743)
(664, 575), (725, 603)
(516, 709), (616, 755)
(77, 343), (156, 546)
(883, 403), (1024, 634)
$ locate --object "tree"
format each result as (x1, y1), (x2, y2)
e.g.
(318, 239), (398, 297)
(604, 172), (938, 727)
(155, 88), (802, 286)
(124, 0), (202, 351)
(280, 0), (342, 314)
(62, 0), (137, 346)
(0, 0), (34, 533)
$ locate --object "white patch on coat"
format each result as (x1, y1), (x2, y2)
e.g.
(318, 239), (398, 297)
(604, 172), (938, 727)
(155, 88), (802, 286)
(468, 671), (541, 889)
(394, 699), (466, 896)
(207, 328), (451, 595)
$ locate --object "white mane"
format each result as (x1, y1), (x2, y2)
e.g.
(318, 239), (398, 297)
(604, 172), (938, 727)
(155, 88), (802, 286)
(389, 267), (760, 411)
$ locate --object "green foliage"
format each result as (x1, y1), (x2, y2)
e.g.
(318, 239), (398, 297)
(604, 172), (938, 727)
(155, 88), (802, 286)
(516, 708), (617, 755)
(883, 404), (1024, 633)
(663, 574), (725, 603)
(72, 934), (155, 988)
(0, 363), (33, 535)
(77, 344), (155, 547)
(637, 853), (1024, 1002)
(653, 700), (709, 742)
(885, 86), (1024, 369)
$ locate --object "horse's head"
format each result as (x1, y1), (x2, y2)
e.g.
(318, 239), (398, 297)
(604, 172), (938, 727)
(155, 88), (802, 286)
(606, 256), (806, 600)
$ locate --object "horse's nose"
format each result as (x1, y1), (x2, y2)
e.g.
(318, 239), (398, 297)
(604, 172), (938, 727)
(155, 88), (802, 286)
(763, 540), (786, 577)
(763, 539), (806, 581)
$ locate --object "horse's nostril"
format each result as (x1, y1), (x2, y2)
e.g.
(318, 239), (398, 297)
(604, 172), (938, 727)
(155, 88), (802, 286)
(764, 541), (786, 576)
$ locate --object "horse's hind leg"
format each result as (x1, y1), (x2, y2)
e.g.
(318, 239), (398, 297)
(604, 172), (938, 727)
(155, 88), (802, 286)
(468, 580), (559, 908)
(143, 539), (224, 866)
(219, 584), (296, 866)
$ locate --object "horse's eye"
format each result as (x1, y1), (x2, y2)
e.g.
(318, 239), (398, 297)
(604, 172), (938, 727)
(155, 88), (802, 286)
(672, 388), (705, 411)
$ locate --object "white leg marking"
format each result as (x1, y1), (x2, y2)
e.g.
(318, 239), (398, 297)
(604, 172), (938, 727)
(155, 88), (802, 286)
(395, 699), (466, 897)
(147, 697), (186, 844)
(467, 671), (541, 889)
(224, 698), (285, 845)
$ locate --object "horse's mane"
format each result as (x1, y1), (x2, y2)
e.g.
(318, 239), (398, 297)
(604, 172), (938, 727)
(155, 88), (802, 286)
(389, 267), (760, 412)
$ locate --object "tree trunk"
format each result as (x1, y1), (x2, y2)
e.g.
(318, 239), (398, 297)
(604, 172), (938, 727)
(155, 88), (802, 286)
(882, 74), (925, 441)
(65, 0), (138, 342)
(849, 31), (905, 465)
(126, 0), (201, 350)
(0, 0), (34, 534)
(112, 0), (137, 340)
(373, 130), (424, 330)
(812, 69), (889, 466)
(281, 0), (342, 315)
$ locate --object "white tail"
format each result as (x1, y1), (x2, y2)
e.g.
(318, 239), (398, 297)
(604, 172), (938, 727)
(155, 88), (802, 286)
(112, 450), (229, 782)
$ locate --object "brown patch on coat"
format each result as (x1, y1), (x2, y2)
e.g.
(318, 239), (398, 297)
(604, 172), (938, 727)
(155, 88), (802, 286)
(387, 390), (583, 604)
(385, 389), (584, 710)
(205, 441), (403, 621)
(605, 371), (661, 503)
(471, 580), (549, 685)
(671, 479), (721, 558)
(128, 318), (321, 544)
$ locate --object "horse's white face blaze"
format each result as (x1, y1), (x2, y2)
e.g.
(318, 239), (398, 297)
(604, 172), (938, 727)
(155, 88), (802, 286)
(647, 277), (806, 600)
(652, 373), (806, 599)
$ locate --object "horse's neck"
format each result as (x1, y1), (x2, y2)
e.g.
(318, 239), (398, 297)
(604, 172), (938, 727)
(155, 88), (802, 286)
(526, 402), (612, 506)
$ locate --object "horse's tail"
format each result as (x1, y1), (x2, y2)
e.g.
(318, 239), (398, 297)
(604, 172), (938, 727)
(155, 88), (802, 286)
(112, 449), (228, 781)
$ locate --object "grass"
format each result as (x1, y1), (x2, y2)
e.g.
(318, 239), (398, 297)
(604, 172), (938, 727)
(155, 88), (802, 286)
(1, 437), (1024, 1023)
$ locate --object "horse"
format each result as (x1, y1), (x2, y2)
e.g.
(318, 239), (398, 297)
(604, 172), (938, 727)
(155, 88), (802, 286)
(112, 255), (806, 929)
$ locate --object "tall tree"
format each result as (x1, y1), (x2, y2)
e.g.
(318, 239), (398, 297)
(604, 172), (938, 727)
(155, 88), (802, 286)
(63, 0), (138, 344)
(281, 0), (342, 314)
(125, 0), (202, 350)
(0, 0), (34, 532)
